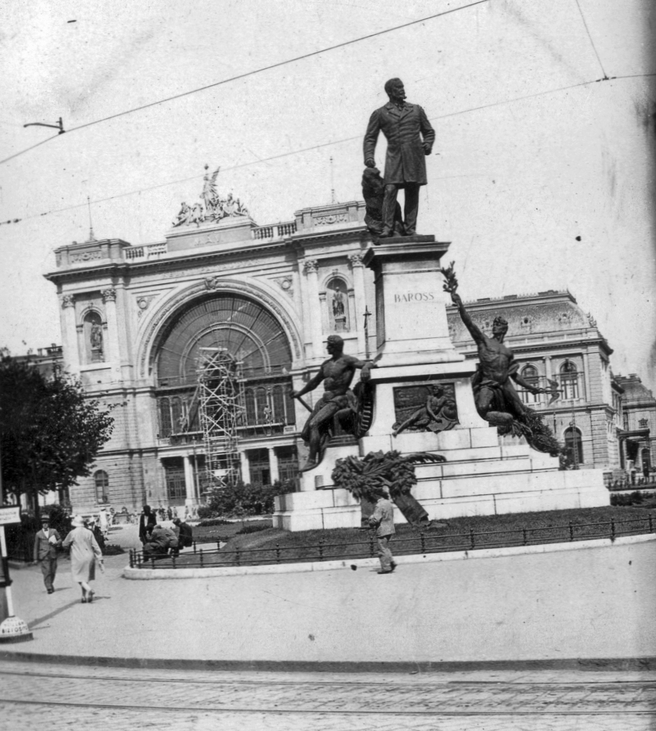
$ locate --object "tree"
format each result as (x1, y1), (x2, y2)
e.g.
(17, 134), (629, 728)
(0, 352), (116, 515)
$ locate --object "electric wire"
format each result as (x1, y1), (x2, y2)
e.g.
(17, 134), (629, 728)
(2, 71), (653, 229)
(0, 0), (488, 167)
(573, 0), (609, 80)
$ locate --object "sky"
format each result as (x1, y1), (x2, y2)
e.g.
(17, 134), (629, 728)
(0, 0), (654, 387)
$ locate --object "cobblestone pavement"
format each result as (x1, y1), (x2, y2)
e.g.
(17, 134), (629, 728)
(0, 660), (655, 730)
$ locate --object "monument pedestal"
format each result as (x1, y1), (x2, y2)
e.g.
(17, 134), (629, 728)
(273, 237), (608, 532)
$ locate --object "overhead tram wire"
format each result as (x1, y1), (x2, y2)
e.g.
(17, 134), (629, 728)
(573, 0), (609, 80)
(3, 70), (654, 229)
(0, 0), (488, 168)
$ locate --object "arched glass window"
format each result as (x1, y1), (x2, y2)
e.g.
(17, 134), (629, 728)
(560, 361), (579, 399)
(94, 470), (109, 503)
(84, 311), (104, 364)
(272, 385), (286, 424)
(564, 427), (583, 466)
(159, 397), (172, 437)
(520, 364), (540, 404)
(256, 387), (268, 423)
(244, 388), (256, 425)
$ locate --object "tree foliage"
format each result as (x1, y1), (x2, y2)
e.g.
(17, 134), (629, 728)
(0, 353), (116, 507)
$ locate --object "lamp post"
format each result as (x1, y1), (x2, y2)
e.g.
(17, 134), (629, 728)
(0, 435), (33, 642)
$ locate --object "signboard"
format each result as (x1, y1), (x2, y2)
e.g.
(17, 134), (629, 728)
(0, 506), (21, 526)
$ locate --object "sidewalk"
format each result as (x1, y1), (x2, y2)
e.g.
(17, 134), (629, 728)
(2, 524), (656, 670)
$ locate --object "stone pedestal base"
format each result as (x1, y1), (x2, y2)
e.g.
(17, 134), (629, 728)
(272, 488), (361, 532)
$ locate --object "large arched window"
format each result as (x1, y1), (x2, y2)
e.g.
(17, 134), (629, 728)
(520, 364), (540, 404)
(154, 294), (295, 438)
(560, 360), (579, 399)
(94, 470), (109, 503)
(564, 427), (583, 466)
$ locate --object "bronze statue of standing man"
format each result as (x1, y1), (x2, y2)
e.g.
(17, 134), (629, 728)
(363, 78), (435, 238)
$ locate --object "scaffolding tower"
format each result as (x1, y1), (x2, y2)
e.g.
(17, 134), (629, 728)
(197, 347), (245, 492)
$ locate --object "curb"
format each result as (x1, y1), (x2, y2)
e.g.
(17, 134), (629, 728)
(1, 650), (655, 674)
(123, 533), (656, 579)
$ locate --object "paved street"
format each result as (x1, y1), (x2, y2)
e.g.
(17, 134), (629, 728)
(1, 659), (655, 730)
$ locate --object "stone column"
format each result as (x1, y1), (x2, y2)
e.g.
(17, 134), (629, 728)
(183, 455), (196, 506)
(349, 253), (366, 354)
(304, 260), (323, 359)
(268, 447), (280, 484)
(240, 450), (251, 485)
(102, 288), (120, 371)
(60, 294), (80, 372)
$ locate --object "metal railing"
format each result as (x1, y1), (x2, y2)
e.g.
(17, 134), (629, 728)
(128, 514), (656, 570)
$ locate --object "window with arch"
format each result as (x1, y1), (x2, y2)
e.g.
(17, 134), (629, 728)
(520, 364), (540, 404)
(85, 311), (104, 364)
(560, 360), (579, 399)
(326, 277), (349, 332)
(564, 427), (583, 466)
(94, 470), (109, 503)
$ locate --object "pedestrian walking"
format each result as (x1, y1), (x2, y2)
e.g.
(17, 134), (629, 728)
(368, 489), (397, 574)
(32, 514), (62, 594)
(62, 515), (103, 603)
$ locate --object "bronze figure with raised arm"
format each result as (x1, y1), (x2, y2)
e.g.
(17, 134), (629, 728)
(292, 335), (377, 472)
(442, 264), (561, 455)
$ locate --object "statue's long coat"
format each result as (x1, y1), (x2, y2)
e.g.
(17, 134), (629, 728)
(363, 102), (435, 186)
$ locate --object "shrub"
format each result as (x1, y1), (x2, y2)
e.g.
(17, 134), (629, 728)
(197, 505), (216, 520)
(103, 544), (125, 556)
(205, 480), (293, 518)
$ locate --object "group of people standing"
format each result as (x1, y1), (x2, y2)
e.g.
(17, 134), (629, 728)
(33, 514), (104, 603)
(138, 504), (193, 559)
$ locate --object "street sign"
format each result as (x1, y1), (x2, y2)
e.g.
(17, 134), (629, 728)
(0, 506), (20, 526)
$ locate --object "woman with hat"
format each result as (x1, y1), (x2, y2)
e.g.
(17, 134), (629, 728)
(62, 515), (103, 603)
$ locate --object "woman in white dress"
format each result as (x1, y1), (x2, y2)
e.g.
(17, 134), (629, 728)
(62, 515), (103, 603)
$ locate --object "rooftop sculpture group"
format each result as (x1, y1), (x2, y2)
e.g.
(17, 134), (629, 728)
(173, 166), (249, 228)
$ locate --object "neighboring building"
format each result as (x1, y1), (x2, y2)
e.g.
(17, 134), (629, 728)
(446, 291), (622, 472)
(42, 185), (652, 513)
(11, 343), (63, 379)
(614, 374), (656, 478)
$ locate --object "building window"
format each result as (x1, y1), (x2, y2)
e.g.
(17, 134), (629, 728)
(564, 426), (583, 466)
(163, 459), (186, 504)
(94, 470), (109, 503)
(560, 361), (579, 399)
(520, 364), (540, 404)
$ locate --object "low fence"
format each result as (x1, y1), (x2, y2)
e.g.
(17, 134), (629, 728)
(129, 513), (656, 570)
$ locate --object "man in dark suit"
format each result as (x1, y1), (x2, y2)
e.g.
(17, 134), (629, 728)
(363, 78), (435, 237)
(138, 504), (157, 544)
(32, 515), (62, 594)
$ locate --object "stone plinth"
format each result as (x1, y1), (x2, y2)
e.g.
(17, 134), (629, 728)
(272, 487), (361, 532)
(363, 238), (461, 367)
